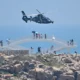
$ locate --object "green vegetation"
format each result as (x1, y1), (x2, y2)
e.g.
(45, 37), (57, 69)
(36, 54), (65, 67)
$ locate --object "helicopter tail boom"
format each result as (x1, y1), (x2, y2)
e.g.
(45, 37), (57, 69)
(21, 11), (26, 16)
(21, 11), (30, 23)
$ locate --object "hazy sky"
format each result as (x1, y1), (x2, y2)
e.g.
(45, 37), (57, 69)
(0, 0), (80, 26)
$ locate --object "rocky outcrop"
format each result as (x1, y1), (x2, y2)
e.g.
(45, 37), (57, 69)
(1, 53), (80, 80)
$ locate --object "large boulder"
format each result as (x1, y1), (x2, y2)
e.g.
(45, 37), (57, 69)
(66, 70), (74, 75)
(9, 64), (23, 73)
(63, 58), (72, 63)
(58, 74), (74, 80)
(69, 67), (76, 72)
(23, 61), (35, 72)
(14, 64), (23, 73)
(29, 63), (35, 69)
(13, 60), (20, 65)
(23, 61), (29, 71)
(29, 68), (54, 80)
(38, 64), (44, 68)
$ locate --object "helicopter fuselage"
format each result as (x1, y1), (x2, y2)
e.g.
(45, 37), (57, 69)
(22, 11), (54, 24)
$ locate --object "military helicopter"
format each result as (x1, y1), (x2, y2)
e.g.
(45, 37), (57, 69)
(21, 9), (54, 24)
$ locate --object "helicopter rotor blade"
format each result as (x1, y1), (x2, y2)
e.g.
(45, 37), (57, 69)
(36, 9), (45, 16)
(36, 9), (41, 14)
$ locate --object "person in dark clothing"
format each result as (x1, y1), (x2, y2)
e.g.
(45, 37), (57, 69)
(71, 39), (74, 45)
(32, 31), (36, 39)
(1, 40), (3, 46)
(38, 47), (41, 53)
(0, 40), (3, 46)
(44, 34), (47, 39)
(75, 51), (77, 55)
(74, 71), (78, 80)
(70, 39), (74, 45)
(54, 51), (56, 54)
(30, 47), (33, 53)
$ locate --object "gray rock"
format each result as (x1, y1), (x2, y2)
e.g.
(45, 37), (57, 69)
(38, 64), (44, 68)
(29, 68), (54, 80)
(24, 61), (29, 71)
(13, 60), (20, 65)
(9, 64), (23, 73)
(35, 71), (53, 80)
(58, 74), (74, 80)
(63, 58), (72, 63)
(29, 63), (35, 69)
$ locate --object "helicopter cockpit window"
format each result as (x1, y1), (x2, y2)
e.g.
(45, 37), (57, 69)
(46, 18), (51, 21)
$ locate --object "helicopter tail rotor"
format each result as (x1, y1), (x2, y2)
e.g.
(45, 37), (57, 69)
(21, 11), (26, 16)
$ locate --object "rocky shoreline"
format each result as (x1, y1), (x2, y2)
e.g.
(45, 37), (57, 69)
(0, 52), (80, 80)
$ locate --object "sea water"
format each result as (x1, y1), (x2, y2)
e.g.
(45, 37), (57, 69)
(0, 24), (79, 53)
